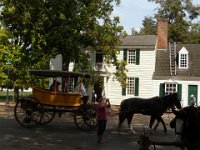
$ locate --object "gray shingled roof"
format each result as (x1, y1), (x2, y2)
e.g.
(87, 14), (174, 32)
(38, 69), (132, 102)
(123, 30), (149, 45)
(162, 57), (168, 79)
(176, 44), (200, 77)
(121, 35), (157, 46)
(153, 44), (200, 80)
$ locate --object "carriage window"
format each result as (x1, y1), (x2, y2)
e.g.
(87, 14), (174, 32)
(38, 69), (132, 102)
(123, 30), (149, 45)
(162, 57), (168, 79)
(127, 77), (135, 95)
(128, 50), (136, 64)
(165, 83), (177, 95)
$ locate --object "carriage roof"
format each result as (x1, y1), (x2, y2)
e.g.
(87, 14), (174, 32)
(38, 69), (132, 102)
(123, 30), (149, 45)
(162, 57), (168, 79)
(29, 70), (90, 78)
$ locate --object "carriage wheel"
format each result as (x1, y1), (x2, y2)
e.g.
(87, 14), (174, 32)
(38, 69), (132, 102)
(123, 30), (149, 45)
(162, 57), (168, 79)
(74, 104), (97, 131)
(14, 97), (43, 128)
(83, 104), (96, 128)
(39, 105), (56, 125)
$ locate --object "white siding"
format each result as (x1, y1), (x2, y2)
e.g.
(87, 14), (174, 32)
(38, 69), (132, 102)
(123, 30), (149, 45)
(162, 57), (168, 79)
(50, 54), (62, 70)
(106, 49), (156, 105)
(153, 80), (200, 107)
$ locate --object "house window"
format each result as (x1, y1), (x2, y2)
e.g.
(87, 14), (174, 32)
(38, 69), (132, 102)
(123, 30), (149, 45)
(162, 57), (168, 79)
(127, 77), (135, 95)
(95, 52), (103, 70)
(128, 50), (136, 64)
(165, 83), (177, 95)
(178, 47), (188, 69)
(123, 49), (140, 65)
(96, 52), (103, 63)
(122, 77), (139, 96)
(179, 54), (187, 68)
(65, 78), (75, 92)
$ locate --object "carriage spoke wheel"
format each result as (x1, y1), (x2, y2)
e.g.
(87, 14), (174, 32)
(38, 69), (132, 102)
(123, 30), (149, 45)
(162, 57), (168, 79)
(74, 104), (97, 131)
(39, 105), (56, 125)
(83, 104), (97, 128)
(14, 96), (43, 128)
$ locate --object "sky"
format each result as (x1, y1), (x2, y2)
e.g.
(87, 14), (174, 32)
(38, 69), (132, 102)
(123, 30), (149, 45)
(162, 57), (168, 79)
(112, 0), (200, 35)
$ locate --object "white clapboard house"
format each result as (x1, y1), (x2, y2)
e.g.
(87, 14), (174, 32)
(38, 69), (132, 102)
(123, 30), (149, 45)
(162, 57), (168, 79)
(50, 19), (200, 106)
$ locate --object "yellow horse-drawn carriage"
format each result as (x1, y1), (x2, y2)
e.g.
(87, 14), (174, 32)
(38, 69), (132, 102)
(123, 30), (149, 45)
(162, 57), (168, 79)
(14, 70), (96, 131)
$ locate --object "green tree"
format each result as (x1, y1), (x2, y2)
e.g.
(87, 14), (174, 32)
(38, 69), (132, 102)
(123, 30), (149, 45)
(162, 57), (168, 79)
(139, 16), (156, 35)
(131, 27), (139, 35)
(0, 0), (127, 87)
(148, 0), (200, 43)
(0, 28), (32, 100)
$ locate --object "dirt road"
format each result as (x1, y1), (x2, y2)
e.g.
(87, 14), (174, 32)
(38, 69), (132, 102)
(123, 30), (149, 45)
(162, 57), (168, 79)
(0, 103), (180, 150)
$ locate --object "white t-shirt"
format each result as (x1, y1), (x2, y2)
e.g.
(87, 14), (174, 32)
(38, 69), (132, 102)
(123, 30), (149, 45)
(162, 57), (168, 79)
(81, 83), (88, 97)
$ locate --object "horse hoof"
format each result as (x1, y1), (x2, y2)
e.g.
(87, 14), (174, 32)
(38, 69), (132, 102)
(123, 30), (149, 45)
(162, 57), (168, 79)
(129, 130), (136, 134)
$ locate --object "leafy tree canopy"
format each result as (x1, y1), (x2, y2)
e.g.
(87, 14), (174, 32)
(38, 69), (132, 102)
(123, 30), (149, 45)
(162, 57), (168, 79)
(139, 16), (156, 35)
(138, 0), (200, 43)
(0, 0), (127, 87)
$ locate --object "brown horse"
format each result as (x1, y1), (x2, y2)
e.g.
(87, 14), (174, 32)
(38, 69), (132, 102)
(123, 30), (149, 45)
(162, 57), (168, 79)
(118, 93), (181, 134)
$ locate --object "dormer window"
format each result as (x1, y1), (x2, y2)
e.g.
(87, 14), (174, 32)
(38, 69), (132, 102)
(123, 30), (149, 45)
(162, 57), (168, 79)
(178, 47), (188, 69)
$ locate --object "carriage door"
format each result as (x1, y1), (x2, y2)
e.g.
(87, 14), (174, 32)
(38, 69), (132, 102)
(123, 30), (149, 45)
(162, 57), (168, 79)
(188, 85), (198, 106)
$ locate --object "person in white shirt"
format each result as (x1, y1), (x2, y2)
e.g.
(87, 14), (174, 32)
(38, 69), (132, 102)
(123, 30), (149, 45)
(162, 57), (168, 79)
(81, 74), (91, 104)
(75, 75), (91, 104)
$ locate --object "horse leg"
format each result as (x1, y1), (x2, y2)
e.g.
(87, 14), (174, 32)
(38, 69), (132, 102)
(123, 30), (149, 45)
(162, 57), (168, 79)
(117, 111), (127, 131)
(127, 113), (135, 134)
(153, 119), (160, 130)
(157, 116), (167, 134)
(149, 115), (156, 133)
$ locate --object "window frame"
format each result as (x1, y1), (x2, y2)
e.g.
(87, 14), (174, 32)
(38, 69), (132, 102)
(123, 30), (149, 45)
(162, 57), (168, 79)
(127, 77), (135, 95)
(68, 78), (75, 92)
(178, 47), (188, 69)
(127, 50), (136, 64)
(164, 82), (177, 95)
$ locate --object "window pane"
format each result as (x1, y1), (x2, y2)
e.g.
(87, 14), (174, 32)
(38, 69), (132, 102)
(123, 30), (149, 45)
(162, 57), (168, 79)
(180, 54), (187, 68)
(68, 78), (75, 92)
(128, 50), (136, 64)
(127, 77), (134, 95)
(165, 83), (177, 95)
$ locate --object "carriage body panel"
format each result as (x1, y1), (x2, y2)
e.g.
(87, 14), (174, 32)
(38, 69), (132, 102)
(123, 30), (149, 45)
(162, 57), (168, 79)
(32, 87), (82, 106)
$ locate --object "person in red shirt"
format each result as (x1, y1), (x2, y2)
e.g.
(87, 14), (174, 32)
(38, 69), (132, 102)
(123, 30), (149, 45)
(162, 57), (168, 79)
(95, 97), (111, 143)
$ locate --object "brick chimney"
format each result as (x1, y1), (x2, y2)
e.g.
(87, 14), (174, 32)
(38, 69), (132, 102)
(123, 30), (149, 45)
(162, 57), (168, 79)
(156, 19), (168, 50)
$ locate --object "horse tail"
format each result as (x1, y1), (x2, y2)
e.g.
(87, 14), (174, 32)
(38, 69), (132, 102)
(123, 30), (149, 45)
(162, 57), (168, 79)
(118, 100), (127, 128)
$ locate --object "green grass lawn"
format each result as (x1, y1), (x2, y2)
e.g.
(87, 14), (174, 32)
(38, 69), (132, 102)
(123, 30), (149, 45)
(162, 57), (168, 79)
(0, 91), (32, 103)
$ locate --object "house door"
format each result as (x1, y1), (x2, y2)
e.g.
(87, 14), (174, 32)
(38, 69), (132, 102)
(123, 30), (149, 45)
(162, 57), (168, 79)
(188, 85), (198, 105)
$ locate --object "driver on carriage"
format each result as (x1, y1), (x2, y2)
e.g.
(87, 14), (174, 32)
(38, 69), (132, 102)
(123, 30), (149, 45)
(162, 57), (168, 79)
(75, 74), (93, 104)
